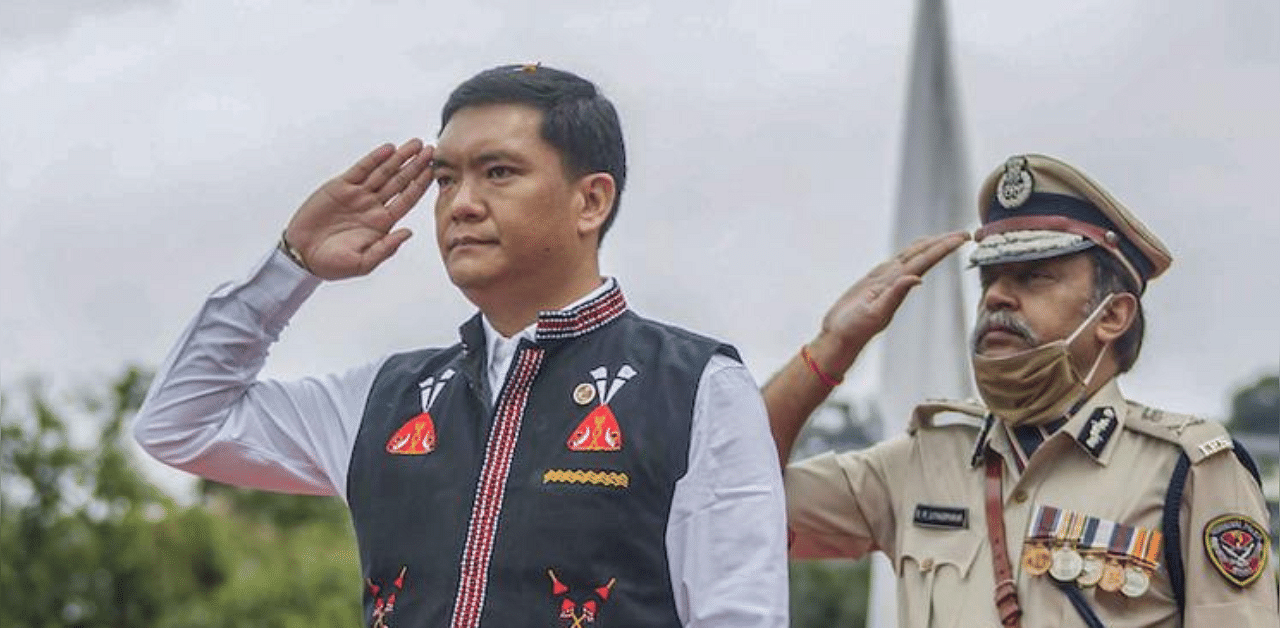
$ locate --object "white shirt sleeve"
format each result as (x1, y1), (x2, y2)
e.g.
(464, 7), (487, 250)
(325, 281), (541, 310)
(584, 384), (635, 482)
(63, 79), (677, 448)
(132, 248), (383, 499)
(666, 354), (790, 628)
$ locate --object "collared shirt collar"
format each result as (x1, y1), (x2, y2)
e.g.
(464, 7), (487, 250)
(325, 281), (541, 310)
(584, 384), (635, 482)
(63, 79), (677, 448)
(464, 278), (626, 404)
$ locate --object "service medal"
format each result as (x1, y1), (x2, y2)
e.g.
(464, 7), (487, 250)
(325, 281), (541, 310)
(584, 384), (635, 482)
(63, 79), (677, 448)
(1049, 546), (1084, 581)
(1022, 543), (1052, 576)
(1120, 565), (1151, 598)
(1099, 559), (1125, 592)
(1076, 553), (1105, 587)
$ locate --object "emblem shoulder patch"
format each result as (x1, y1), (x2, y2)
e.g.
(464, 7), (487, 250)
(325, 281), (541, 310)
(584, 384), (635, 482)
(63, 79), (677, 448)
(1123, 401), (1233, 464)
(1204, 514), (1270, 588)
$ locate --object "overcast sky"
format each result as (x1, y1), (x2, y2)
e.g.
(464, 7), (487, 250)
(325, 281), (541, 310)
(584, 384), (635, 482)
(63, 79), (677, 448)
(3, 0), (1277, 440)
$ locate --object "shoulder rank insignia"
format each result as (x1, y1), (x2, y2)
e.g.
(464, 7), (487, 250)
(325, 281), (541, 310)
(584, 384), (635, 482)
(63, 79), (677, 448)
(386, 370), (454, 455)
(567, 365), (634, 452)
(1204, 514), (1270, 588)
(1123, 402), (1233, 464)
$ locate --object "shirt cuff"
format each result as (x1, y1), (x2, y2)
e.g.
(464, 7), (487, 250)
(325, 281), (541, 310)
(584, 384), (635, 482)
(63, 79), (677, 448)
(217, 246), (323, 336)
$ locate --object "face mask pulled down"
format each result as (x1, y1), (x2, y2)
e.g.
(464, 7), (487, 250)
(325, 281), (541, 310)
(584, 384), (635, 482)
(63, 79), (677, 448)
(971, 295), (1114, 426)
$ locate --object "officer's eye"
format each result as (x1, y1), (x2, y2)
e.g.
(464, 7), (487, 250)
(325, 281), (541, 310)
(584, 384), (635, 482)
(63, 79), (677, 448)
(486, 165), (513, 180)
(1023, 269), (1054, 283)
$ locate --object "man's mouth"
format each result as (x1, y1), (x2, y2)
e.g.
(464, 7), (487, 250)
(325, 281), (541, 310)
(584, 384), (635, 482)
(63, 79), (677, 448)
(981, 326), (1025, 342)
(447, 235), (497, 252)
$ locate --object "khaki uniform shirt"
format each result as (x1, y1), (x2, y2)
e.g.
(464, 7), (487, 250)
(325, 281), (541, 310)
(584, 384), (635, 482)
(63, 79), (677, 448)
(785, 379), (1278, 627)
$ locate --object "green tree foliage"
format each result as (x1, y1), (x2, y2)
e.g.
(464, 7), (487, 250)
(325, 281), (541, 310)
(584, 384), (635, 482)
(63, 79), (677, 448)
(1, 367), (361, 628)
(789, 559), (869, 627)
(1225, 374), (1279, 435)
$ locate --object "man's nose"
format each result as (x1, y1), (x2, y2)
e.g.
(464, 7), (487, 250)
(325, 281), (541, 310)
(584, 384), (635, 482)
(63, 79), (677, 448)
(981, 274), (1017, 312)
(446, 177), (484, 221)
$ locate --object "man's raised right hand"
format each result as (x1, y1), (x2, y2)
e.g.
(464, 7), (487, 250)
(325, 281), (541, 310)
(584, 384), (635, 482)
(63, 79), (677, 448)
(283, 139), (435, 280)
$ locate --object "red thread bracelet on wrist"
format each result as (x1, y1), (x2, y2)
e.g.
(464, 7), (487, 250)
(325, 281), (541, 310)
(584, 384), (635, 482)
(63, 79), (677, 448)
(800, 345), (843, 388)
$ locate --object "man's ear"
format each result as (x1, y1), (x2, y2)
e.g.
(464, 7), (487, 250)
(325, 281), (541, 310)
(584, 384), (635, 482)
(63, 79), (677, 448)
(1096, 292), (1138, 344)
(575, 173), (616, 238)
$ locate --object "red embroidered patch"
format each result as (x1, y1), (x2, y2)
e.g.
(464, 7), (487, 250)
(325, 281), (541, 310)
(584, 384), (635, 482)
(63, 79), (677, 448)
(549, 569), (616, 628)
(567, 406), (622, 452)
(386, 412), (437, 455)
(1204, 514), (1270, 587)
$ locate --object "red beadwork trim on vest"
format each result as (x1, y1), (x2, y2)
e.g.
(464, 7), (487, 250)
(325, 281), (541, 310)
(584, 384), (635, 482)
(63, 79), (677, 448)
(450, 347), (545, 628)
(536, 285), (628, 340)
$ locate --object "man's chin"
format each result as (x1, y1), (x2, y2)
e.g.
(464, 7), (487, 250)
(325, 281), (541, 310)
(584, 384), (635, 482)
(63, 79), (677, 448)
(443, 265), (492, 291)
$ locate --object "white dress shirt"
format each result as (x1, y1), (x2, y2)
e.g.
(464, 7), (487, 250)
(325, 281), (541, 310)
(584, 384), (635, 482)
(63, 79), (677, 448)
(133, 247), (788, 627)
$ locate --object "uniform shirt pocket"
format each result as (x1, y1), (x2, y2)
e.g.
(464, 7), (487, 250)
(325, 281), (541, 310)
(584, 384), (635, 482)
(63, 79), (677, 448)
(897, 524), (985, 628)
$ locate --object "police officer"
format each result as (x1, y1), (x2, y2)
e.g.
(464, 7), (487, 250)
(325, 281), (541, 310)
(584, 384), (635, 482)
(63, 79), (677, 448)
(764, 153), (1277, 626)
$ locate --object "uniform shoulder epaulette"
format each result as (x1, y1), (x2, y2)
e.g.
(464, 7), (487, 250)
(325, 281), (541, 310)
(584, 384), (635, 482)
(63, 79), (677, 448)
(1123, 401), (1233, 464)
(909, 398), (987, 434)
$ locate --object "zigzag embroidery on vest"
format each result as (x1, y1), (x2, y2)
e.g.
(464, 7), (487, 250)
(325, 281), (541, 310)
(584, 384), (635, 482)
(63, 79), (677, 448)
(543, 469), (630, 489)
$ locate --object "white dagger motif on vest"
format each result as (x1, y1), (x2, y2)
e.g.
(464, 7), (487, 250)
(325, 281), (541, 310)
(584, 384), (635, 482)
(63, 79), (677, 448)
(418, 369), (455, 412)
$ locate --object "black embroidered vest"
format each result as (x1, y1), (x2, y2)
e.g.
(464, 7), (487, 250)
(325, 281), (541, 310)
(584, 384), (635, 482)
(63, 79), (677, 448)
(346, 285), (737, 628)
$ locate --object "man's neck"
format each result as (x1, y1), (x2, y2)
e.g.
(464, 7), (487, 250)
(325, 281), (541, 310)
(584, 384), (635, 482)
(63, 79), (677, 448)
(470, 273), (607, 338)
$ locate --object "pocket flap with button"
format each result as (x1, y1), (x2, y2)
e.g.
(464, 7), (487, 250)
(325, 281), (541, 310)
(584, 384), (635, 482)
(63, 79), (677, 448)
(897, 524), (984, 578)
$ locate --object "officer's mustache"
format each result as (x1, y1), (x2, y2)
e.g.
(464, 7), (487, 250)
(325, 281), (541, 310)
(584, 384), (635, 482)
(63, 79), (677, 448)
(971, 310), (1040, 352)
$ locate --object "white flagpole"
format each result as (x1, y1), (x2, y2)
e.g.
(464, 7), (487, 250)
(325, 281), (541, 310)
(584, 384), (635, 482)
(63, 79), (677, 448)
(869, 0), (973, 626)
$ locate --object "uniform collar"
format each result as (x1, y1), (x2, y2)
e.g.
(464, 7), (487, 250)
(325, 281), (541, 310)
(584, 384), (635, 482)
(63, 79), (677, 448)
(1059, 377), (1126, 465)
(969, 377), (1127, 468)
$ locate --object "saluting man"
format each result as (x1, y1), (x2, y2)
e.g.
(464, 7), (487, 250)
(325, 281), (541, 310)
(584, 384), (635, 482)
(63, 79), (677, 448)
(133, 64), (788, 627)
(765, 153), (1277, 626)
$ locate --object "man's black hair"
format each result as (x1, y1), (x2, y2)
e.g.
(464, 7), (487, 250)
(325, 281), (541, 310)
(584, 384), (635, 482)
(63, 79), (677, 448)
(440, 64), (627, 243)
(1088, 248), (1145, 373)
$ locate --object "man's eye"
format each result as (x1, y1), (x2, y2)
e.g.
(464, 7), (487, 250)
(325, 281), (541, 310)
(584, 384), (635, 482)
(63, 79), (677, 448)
(486, 166), (512, 179)
(435, 174), (455, 187)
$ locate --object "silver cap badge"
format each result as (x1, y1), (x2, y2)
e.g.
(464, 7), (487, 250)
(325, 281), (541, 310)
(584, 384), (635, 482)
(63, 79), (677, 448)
(997, 156), (1034, 209)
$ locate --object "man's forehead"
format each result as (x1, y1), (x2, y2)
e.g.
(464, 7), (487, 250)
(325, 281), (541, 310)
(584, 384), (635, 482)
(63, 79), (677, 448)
(435, 103), (548, 161)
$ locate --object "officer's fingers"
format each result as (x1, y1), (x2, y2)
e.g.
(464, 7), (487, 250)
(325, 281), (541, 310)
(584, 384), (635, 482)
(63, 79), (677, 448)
(900, 231), (969, 275)
(873, 275), (924, 314)
(894, 235), (937, 264)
